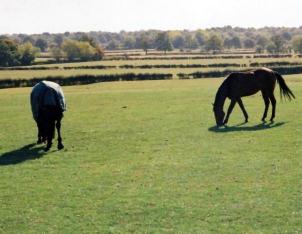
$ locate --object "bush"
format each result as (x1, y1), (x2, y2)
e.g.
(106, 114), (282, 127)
(250, 61), (302, 67)
(0, 73), (173, 89)
(178, 66), (302, 79)
(18, 42), (40, 65)
(61, 39), (104, 62)
(0, 40), (39, 67)
(0, 39), (21, 66)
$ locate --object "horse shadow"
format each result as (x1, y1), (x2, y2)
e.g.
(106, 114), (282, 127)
(0, 143), (46, 166)
(208, 121), (286, 133)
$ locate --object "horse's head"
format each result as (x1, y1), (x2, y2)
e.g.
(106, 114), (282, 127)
(213, 104), (225, 127)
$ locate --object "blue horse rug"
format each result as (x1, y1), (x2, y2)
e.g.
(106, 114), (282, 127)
(30, 81), (66, 122)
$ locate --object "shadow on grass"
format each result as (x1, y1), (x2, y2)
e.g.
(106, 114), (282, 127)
(208, 121), (286, 133)
(0, 143), (46, 166)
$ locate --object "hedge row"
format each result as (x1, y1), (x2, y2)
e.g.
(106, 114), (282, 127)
(253, 54), (292, 58)
(179, 70), (245, 79)
(0, 73), (173, 89)
(0, 63), (245, 71)
(271, 65), (302, 75)
(0, 65), (116, 70)
(178, 65), (302, 79)
(250, 62), (302, 67)
(0, 66), (60, 70)
(119, 63), (244, 69)
(33, 54), (297, 65)
(104, 55), (245, 61)
(63, 65), (116, 70)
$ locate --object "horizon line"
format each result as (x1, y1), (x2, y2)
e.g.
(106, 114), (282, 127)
(2, 25), (302, 36)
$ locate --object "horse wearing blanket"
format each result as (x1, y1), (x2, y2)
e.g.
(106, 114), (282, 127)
(31, 81), (66, 151)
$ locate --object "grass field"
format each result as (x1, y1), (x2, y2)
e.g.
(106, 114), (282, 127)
(32, 57), (302, 67)
(1, 56), (302, 81)
(0, 67), (240, 80)
(0, 76), (301, 233)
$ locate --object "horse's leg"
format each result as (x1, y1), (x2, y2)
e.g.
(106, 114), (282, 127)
(269, 94), (276, 122)
(45, 135), (52, 152)
(237, 98), (249, 123)
(261, 92), (270, 122)
(37, 121), (43, 144)
(56, 118), (64, 150)
(45, 120), (55, 152)
(223, 99), (236, 125)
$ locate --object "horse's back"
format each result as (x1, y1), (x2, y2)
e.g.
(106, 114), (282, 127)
(31, 81), (66, 121)
(225, 68), (276, 98)
(226, 72), (260, 97)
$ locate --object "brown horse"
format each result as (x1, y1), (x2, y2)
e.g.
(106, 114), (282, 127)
(213, 68), (295, 127)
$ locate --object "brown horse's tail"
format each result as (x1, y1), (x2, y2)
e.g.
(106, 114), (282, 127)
(274, 71), (295, 101)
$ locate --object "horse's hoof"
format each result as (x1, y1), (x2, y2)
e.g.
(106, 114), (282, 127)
(37, 139), (43, 144)
(57, 144), (64, 150)
(44, 147), (50, 152)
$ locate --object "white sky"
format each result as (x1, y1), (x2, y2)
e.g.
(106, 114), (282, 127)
(1, 0), (301, 34)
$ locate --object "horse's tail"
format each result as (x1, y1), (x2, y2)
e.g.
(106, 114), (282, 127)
(274, 71), (295, 101)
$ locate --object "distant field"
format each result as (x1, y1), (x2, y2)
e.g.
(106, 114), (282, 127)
(0, 77), (301, 233)
(0, 67), (243, 80)
(33, 56), (302, 67)
(1, 55), (302, 81)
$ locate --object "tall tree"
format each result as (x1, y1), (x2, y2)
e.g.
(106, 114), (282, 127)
(292, 36), (302, 53)
(172, 35), (185, 49)
(18, 42), (40, 65)
(79, 35), (98, 48)
(136, 35), (151, 54)
(35, 38), (48, 52)
(256, 35), (268, 50)
(106, 40), (119, 50)
(155, 32), (173, 54)
(230, 36), (241, 48)
(54, 34), (64, 47)
(243, 39), (255, 48)
(61, 39), (103, 61)
(223, 38), (232, 49)
(50, 45), (62, 62)
(266, 42), (277, 54)
(195, 30), (207, 47)
(205, 34), (223, 52)
(271, 35), (285, 53)
(0, 39), (20, 66)
(184, 34), (198, 49)
(123, 37), (135, 49)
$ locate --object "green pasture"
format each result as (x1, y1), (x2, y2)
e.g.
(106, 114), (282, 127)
(1, 56), (302, 81)
(0, 76), (301, 233)
(34, 56), (302, 67)
(0, 67), (241, 80)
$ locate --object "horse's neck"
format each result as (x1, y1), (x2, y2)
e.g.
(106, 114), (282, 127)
(214, 83), (228, 110)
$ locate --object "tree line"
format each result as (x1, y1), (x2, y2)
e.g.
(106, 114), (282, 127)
(0, 39), (39, 66)
(4, 26), (302, 52)
(0, 35), (104, 66)
(1, 26), (302, 66)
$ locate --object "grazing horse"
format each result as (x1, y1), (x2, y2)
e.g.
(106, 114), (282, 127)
(31, 81), (66, 151)
(213, 68), (295, 127)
